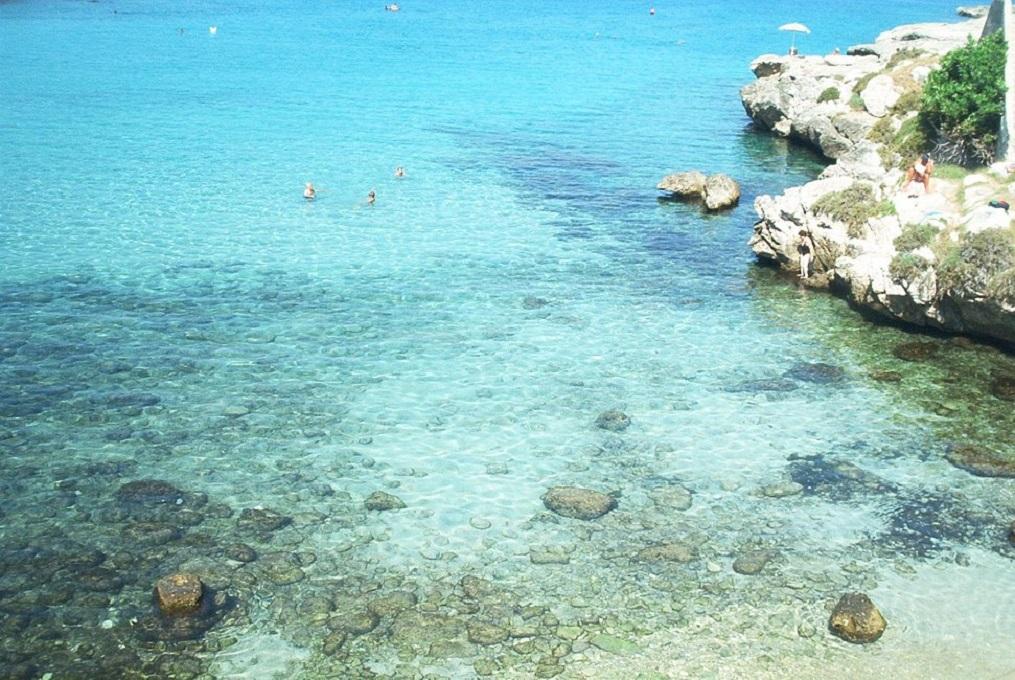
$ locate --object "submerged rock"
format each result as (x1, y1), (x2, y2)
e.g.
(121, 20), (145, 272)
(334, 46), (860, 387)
(636, 542), (696, 563)
(648, 484), (693, 511)
(522, 296), (550, 309)
(893, 341), (940, 362)
(589, 633), (640, 655)
(760, 481), (804, 498)
(364, 491), (406, 511)
(990, 372), (1015, 401)
(155, 573), (203, 616)
(783, 362), (846, 384)
(467, 620), (509, 645)
(368, 591), (418, 618)
(223, 543), (257, 563)
(542, 486), (617, 520)
(870, 370), (903, 382)
(732, 550), (776, 575)
(945, 444), (1015, 478)
(237, 507), (291, 532)
(595, 409), (631, 432)
(1009, 520), (1015, 545)
(829, 592), (886, 643)
(116, 479), (184, 506)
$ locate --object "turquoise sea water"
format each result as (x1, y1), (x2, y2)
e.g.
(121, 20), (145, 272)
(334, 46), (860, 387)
(2, 1), (1014, 678)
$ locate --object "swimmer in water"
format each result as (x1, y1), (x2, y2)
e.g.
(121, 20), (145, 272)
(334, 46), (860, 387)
(304, 182), (316, 200)
(367, 190), (376, 205)
(394, 166), (405, 178)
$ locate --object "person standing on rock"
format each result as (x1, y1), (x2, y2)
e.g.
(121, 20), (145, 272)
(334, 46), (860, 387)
(797, 229), (814, 280)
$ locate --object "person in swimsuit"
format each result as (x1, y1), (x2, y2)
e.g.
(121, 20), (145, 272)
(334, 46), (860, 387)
(797, 229), (813, 279)
(394, 166), (405, 178)
(905, 153), (934, 195)
(367, 190), (376, 205)
(304, 182), (316, 200)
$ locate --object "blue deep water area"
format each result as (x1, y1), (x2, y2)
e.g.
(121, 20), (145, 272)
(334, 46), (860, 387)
(1, 1), (1014, 678)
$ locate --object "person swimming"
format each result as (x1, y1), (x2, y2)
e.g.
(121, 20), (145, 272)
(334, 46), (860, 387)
(394, 166), (405, 178)
(304, 182), (316, 200)
(385, 4), (400, 11)
(367, 190), (376, 205)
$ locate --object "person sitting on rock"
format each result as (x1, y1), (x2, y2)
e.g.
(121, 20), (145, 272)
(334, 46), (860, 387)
(797, 229), (813, 279)
(905, 153), (934, 196)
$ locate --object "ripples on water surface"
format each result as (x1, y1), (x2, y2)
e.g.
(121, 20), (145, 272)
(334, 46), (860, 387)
(1, 1), (1014, 678)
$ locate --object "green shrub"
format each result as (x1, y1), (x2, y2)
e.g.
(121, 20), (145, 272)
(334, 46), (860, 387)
(988, 267), (1015, 303)
(890, 90), (923, 115)
(920, 32), (1007, 164)
(894, 223), (938, 252)
(817, 87), (841, 104)
(812, 183), (894, 238)
(848, 93), (865, 110)
(936, 229), (1015, 293)
(867, 117), (895, 144)
(852, 72), (878, 95)
(889, 252), (931, 282)
(887, 47), (926, 69)
(881, 116), (932, 169)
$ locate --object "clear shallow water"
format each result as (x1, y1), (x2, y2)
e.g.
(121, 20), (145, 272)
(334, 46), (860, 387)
(2, 1), (1014, 678)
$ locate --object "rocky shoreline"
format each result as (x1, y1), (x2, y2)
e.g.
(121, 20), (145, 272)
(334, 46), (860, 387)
(742, 8), (1015, 349)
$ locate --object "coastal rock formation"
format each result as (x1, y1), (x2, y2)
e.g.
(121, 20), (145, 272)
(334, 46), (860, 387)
(743, 13), (1015, 348)
(657, 171), (706, 198)
(829, 592), (887, 643)
(657, 171), (741, 211)
(945, 444), (1015, 478)
(704, 174), (741, 210)
(542, 486), (617, 520)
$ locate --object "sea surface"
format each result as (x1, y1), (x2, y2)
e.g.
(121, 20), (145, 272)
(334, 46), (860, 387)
(1, 1), (1014, 678)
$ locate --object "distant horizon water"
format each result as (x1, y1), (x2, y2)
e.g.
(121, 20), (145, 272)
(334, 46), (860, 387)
(1, 1), (1013, 678)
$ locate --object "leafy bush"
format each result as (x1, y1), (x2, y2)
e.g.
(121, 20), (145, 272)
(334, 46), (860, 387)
(936, 229), (1015, 293)
(890, 90), (922, 115)
(887, 48), (926, 69)
(988, 267), (1015, 303)
(867, 117), (895, 144)
(894, 223), (938, 252)
(848, 93), (865, 110)
(812, 183), (894, 238)
(890, 252), (931, 282)
(920, 32), (1007, 164)
(852, 72), (878, 95)
(880, 116), (932, 169)
(817, 87), (841, 104)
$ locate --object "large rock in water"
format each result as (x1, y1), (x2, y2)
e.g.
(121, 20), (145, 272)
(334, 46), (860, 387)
(657, 171), (707, 199)
(155, 573), (204, 616)
(703, 174), (741, 210)
(542, 486), (617, 520)
(829, 593), (886, 643)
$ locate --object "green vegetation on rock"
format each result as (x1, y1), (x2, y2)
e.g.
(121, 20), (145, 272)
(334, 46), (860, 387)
(936, 228), (1015, 294)
(812, 183), (896, 238)
(987, 267), (1015, 304)
(894, 223), (938, 252)
(889, 252), (931, 282)
(920, 32), (1007, 164)
(818, 87), (841, 103)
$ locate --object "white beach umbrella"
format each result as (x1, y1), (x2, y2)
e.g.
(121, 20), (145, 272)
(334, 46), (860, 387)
(779, 22), (811, 52)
